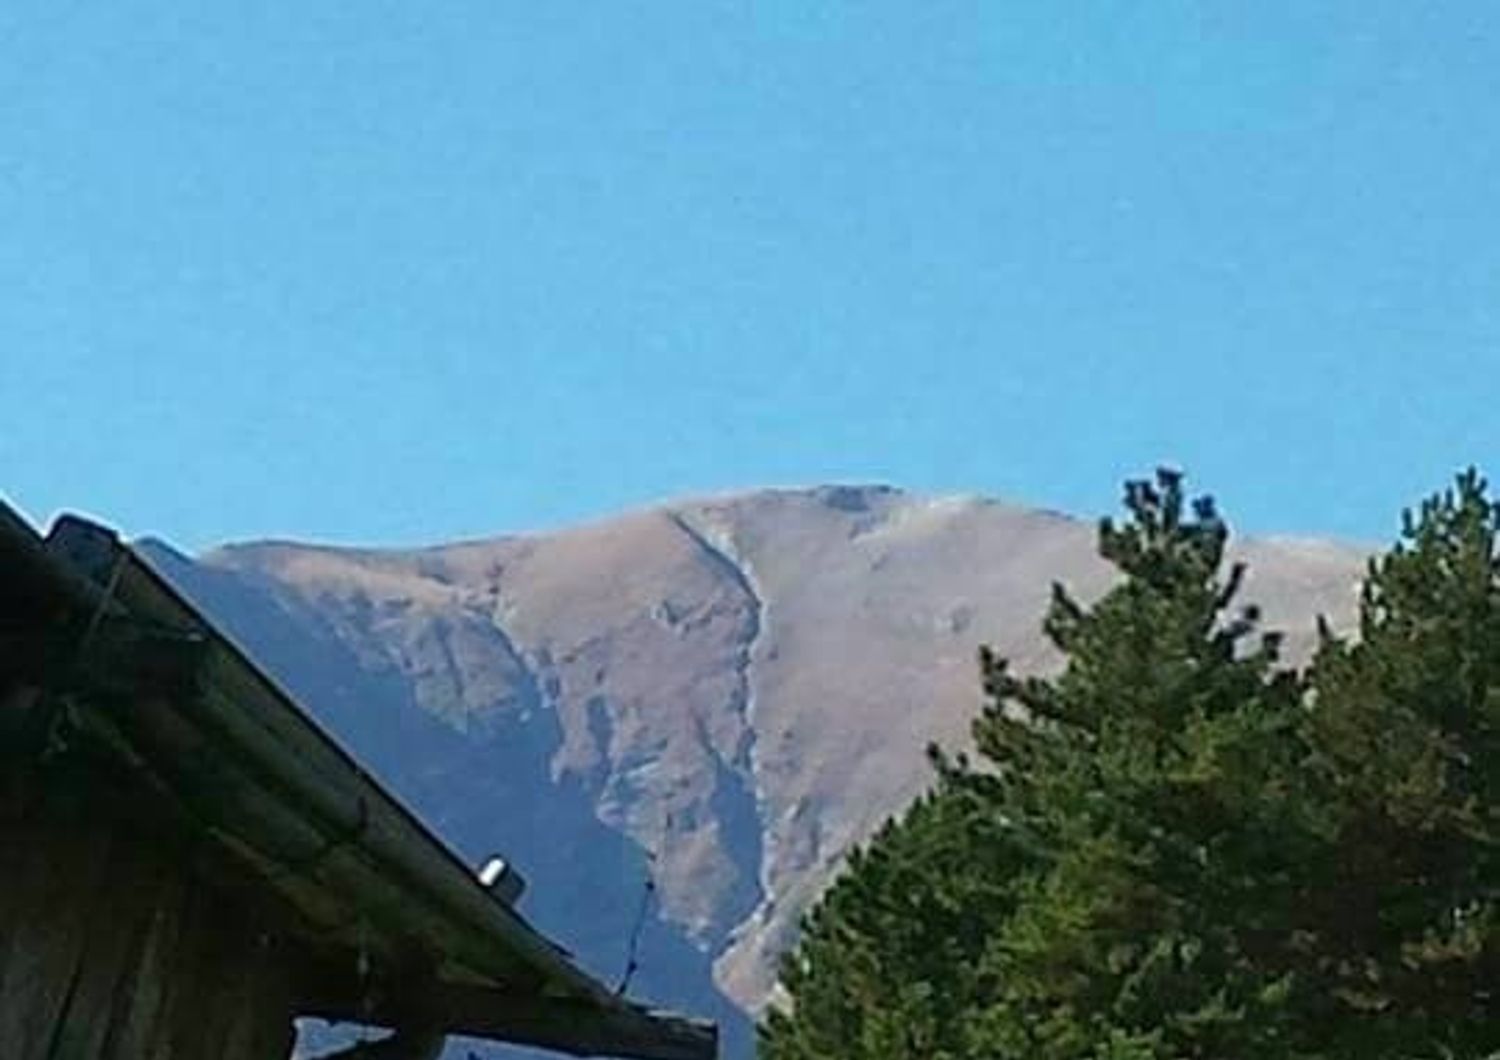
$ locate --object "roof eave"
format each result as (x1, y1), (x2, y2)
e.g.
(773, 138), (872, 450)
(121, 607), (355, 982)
(1, 501), (716, 1060)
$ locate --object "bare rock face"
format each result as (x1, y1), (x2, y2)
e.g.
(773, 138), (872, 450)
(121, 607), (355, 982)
(141, 486), (1368, 1054)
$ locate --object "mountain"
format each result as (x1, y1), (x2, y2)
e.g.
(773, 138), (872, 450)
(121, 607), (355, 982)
(139, 485), (1368, 1056)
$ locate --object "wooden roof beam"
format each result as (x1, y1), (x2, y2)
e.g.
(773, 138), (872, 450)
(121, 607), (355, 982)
(296, 976), (718, 1060)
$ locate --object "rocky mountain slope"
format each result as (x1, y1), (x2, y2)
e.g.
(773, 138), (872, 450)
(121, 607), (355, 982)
(140, 485), (1368, 1055)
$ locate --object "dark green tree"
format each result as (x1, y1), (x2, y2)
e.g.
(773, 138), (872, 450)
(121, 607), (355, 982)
(759, 784), (1031, 1060)
(1289, 468), (1500, 1057)
(759, 469), (1500, 1060)
(763, 469), (1309, 1059)
(944, 469), (1314, 1059)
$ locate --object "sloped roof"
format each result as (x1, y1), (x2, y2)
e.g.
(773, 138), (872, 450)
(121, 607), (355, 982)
(0, 500), (715, 1060)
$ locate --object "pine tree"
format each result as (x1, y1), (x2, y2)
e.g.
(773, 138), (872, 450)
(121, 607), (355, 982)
(759, 469), (1500, 1060)
(761, 470), (1311, 1058)
(1291, 468), (1500, 1057)
(759, 784), (1030, 1060)
(949, 469), (1313, 1059)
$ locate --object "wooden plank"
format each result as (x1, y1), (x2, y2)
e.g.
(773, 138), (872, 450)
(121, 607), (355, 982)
(0, 759), (299, 1060)
(298, 978), (719, 1060)
(99, 862), (188, 1060)
(158, 870), (246, 1060)
(151, 864), (294, 1060)
(44, 832), (169, 1060)
(0, 739), (43, 967)
(219, 935), (296, 1060)
(0, 796), (117, 1060)
(0, 804), (74, 1056)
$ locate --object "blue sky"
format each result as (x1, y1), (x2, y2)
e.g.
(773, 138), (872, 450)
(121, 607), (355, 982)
(2, 2), (1497, 551)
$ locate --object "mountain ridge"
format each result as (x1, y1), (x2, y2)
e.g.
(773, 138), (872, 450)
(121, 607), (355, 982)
(139, 484), (1368, 1056)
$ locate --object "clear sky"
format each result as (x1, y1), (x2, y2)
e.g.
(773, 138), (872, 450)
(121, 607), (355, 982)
(3, 2), (1497, 552)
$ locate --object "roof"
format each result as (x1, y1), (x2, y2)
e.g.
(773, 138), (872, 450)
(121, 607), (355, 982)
(0, 499), (716, 1060)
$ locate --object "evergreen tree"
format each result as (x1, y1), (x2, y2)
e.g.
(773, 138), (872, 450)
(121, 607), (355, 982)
(760, 469), (1500, 1060)
(948, 469), (1312, 1059)
(1291, 468), (1500, 1057)
(760, 784), (1030, 1060)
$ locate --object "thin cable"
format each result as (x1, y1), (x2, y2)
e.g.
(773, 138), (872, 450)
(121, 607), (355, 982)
(72, 549), (128, 665)
(36, 549), (128, 759)
(615, 870), (656, 996)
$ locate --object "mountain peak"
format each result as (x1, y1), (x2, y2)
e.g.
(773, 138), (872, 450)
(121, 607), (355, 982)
(152, 488), (1369, 1057)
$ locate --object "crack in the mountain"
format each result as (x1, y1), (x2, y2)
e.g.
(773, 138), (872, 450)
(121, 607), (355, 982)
(464, 600), (552, 727)
(422, 615), (472, 727)
(664, 510), (775, 969)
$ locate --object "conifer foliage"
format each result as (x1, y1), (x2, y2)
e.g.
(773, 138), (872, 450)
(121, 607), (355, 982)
(759, 469), (1500, 1059)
